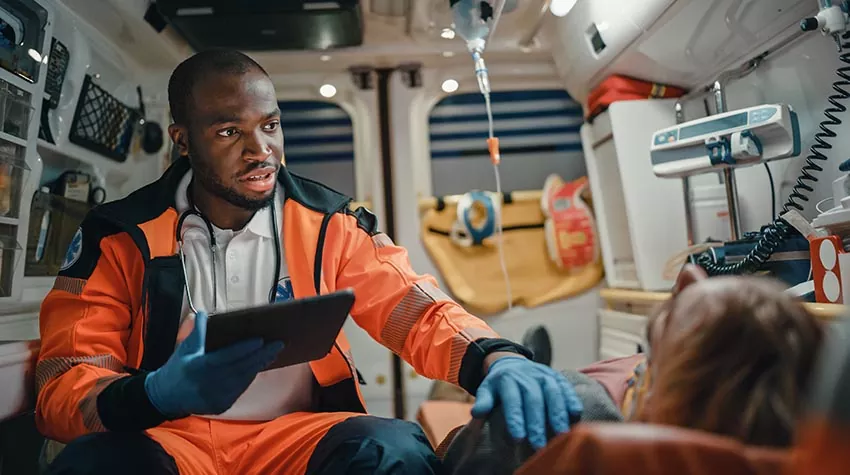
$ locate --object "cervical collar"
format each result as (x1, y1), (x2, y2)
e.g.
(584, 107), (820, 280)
(450, 190), (499, 247)
(541, 174), (599, 271)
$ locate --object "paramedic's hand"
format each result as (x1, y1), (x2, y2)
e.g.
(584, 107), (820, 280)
(144, 311), (284, 419)
(471, 356), (583, 450)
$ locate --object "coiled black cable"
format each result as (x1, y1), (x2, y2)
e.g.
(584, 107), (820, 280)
(697, 31), (850, 275)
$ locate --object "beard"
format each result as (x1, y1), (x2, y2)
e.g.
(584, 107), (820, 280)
(188, 145), (276, 212)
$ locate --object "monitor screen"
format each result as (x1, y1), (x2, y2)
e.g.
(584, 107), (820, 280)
(679, 112), (748, 140)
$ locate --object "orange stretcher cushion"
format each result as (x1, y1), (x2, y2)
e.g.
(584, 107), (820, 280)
(416, 401), (473, 449)
(516, 423), (789, 475)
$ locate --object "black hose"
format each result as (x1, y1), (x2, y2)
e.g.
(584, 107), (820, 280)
(764, 163), (776, 219)
(697, 31), (850, 275)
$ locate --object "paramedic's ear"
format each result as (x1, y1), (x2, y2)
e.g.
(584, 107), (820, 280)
(168, 123), (189, 157)
(673, 264), (708, 295)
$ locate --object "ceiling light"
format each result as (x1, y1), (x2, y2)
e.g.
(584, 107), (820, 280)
(442, 51), (455, 58)
(550, 0), (578, 17)
(441, 28), (455, 40)
(320, 54), (331, 62)
(441, 79), (459, 93)
(319, 84), (337, 98)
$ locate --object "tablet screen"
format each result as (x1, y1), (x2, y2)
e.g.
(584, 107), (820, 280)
(205, 289), (355, 369)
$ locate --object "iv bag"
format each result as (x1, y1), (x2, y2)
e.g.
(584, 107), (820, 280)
(452, 0), (490, 44)
(450, 0), (516, 50)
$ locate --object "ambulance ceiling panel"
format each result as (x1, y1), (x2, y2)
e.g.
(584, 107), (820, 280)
(59, 0), (191, 72)
(59, 0), (556, 74)
(550, 0), (818, 105)
(155, 0), (365, 52)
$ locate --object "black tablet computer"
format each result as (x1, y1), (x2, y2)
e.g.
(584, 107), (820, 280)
(205, 289), (355, 370)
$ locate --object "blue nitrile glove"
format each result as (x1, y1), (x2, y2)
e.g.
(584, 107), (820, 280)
(471, 356), (583, 450)
(144, 311), (284, 418)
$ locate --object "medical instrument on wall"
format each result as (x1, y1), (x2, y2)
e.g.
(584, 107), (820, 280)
(176, 188), (281, 315)
(665, 4), (850, 276)
(802, 157), (850, 303)
(136, 86), (165, 155)
(49, 170), (107, 206)
(450, 0), (513, 308)
(651, 103), (801, 179)
(801, 0), (850, 51)
(813, 158), (850, 234)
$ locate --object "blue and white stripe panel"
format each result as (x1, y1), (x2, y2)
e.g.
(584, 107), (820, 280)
(279, 100), (356, 198)
(429, 90), (587, 196)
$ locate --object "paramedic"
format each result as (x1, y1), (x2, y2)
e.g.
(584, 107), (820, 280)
(36, 49), (582, 475)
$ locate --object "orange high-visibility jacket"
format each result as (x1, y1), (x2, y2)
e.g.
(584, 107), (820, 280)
(34, 157), (530, 443)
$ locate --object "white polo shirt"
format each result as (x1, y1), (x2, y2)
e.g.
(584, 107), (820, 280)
(174, 170), (314, 420)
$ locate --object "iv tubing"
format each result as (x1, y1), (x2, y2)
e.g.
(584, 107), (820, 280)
(483, 87), (513, 311)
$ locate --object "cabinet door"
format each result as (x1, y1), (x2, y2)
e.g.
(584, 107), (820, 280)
(598, 309), (647, 361)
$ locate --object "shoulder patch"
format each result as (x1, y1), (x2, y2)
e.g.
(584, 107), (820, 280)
(60, 227), (84, 272)
(347, 206), (379, 236)
(58, 214), (125, 280)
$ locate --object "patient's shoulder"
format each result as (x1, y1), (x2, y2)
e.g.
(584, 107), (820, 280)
(579, 354), (647, 408)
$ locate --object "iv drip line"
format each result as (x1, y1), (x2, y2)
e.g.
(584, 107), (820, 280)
(480, 59), (513, 312)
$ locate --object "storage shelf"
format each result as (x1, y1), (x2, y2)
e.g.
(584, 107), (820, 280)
(0, 216), (19, 226)
(37, 139), (130, 186)
(0, 69), (36, 97)
(0, 132), (26, 148)
(600, 288), (847, 321)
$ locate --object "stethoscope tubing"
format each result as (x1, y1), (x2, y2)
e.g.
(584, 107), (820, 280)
(176, 197), (281, 315)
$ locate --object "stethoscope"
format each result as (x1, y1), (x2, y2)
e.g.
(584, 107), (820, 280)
(176, 182), (282, 315)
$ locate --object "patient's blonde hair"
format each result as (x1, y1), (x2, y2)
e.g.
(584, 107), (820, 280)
(638, 275), (823, 447)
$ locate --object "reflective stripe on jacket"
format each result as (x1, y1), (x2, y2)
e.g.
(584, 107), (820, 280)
(35, 157), (530, 443)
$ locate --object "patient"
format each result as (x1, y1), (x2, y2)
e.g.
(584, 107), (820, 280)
(629, 265), (823, 446)
(443, 265), (824, 473)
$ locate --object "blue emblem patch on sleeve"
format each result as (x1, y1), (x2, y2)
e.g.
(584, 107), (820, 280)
(60, 227), (84, 272)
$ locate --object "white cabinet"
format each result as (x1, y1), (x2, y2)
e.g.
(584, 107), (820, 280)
(598, 309), (647, 361)
(581, 99), (688, 291)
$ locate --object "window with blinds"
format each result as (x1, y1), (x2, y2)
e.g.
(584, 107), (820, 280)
(279, 100), (356, 198)
(429, 89), (586, 196)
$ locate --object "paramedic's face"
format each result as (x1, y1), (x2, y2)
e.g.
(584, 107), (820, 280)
(183, 70), (284, 211)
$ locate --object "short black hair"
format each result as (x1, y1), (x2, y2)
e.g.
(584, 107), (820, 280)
(167, 49), (268, 125)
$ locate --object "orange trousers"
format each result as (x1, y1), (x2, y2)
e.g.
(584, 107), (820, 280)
(147, 412), (359, 474)
(48, 411), (441, 475)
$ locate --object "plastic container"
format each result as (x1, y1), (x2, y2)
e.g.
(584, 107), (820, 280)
(25, 189), (90, 277)
(0, 231), (21, 297)
(0, 139), (28, 218)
